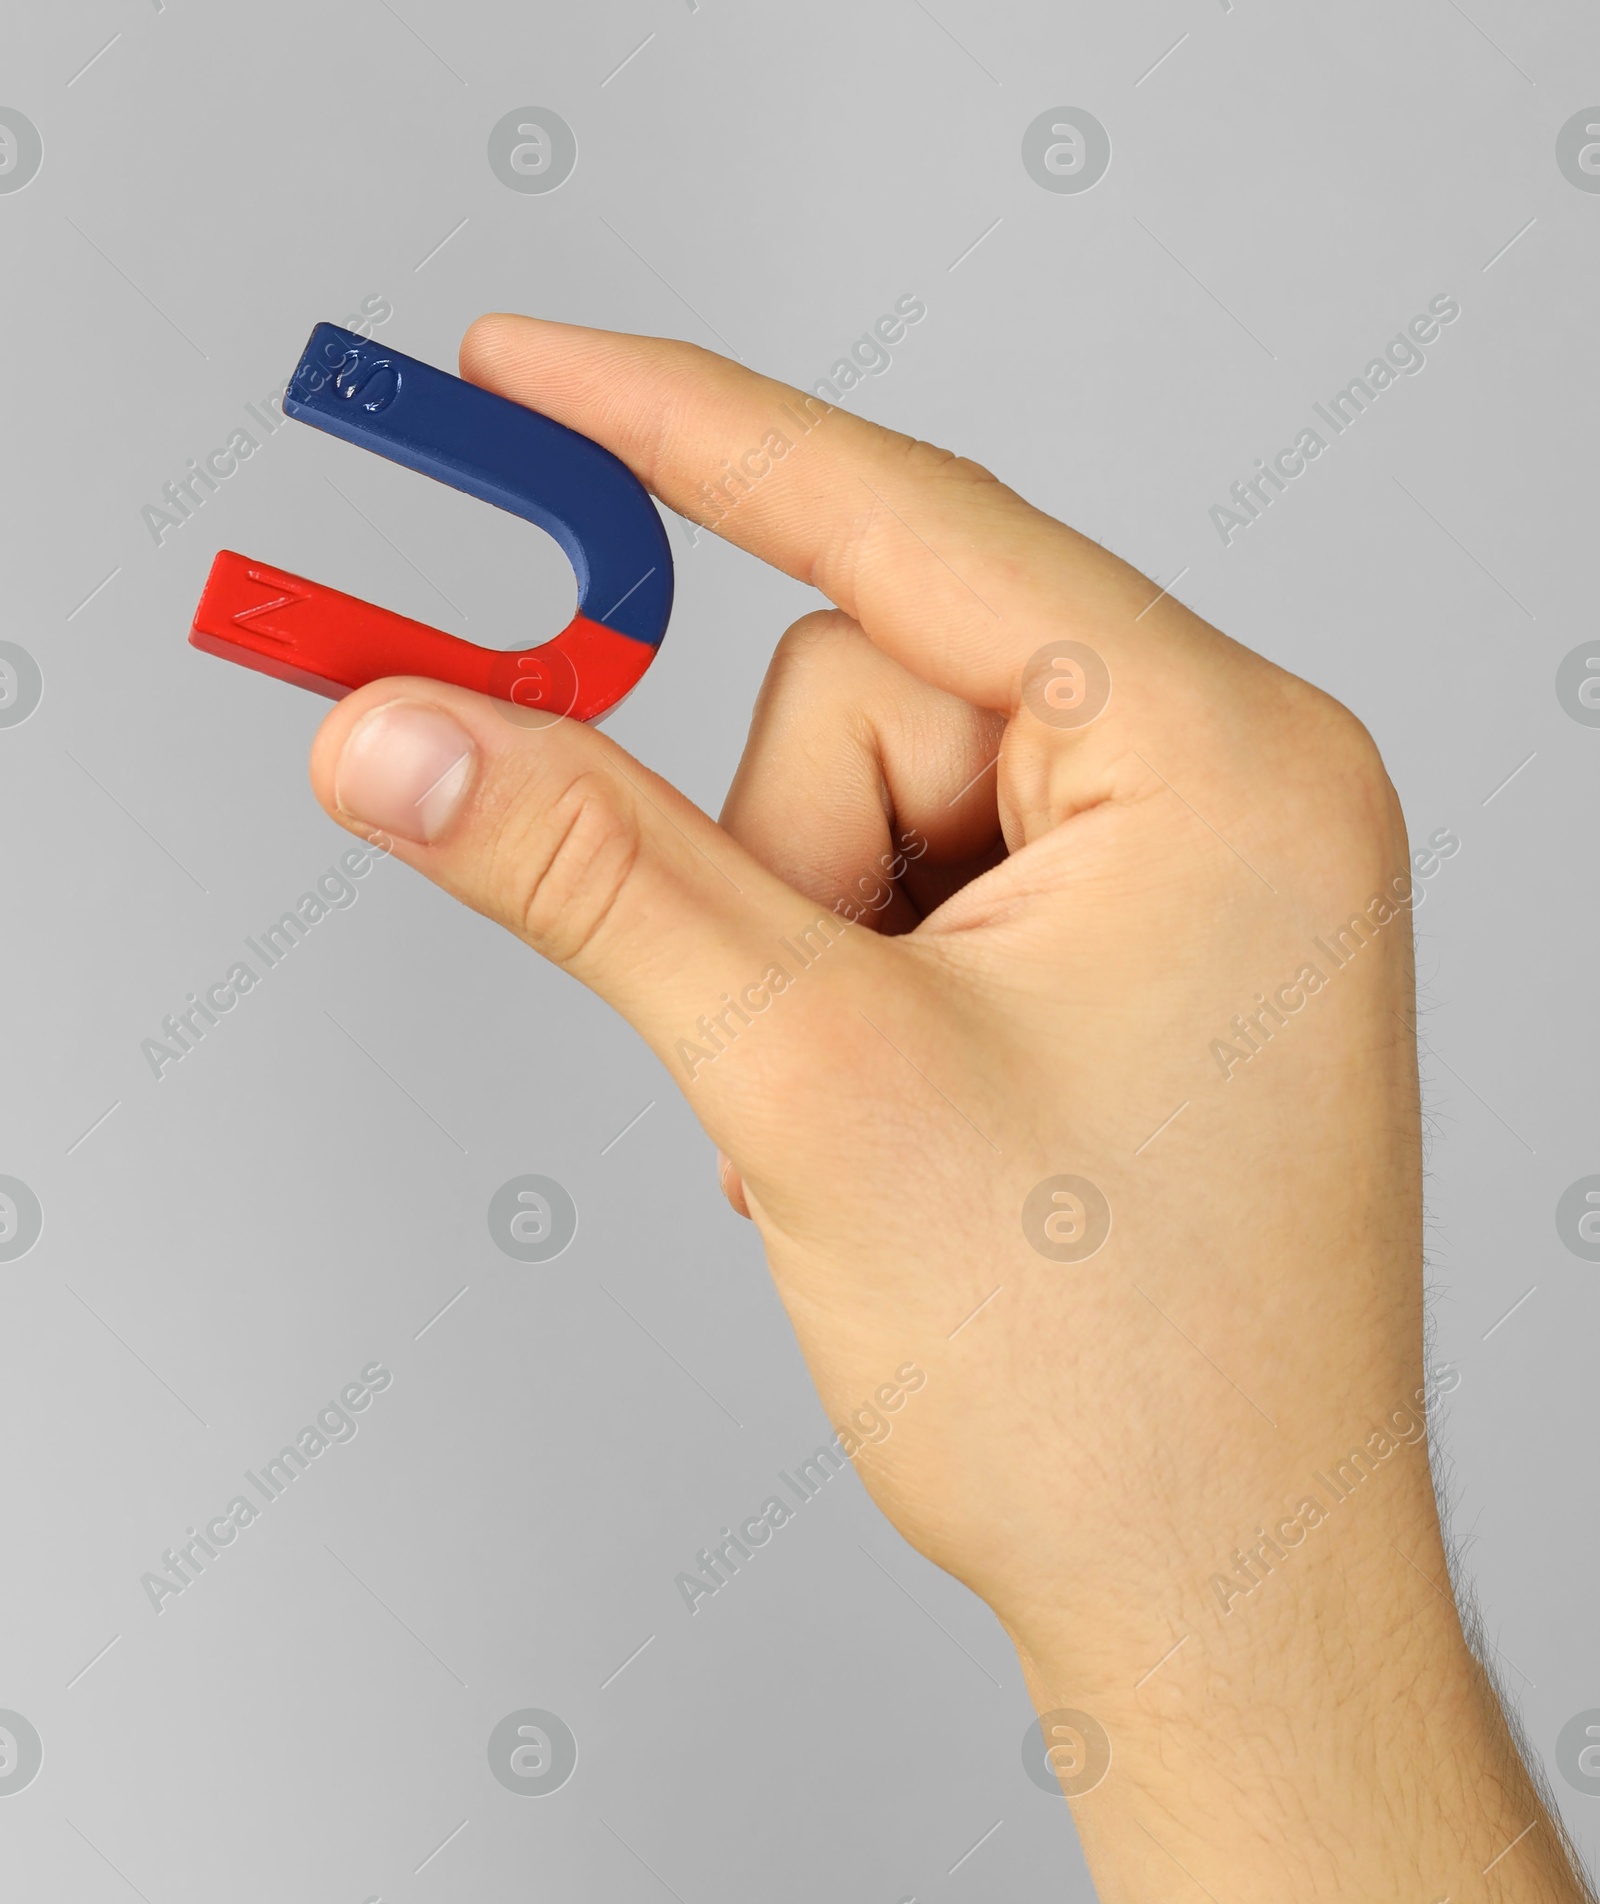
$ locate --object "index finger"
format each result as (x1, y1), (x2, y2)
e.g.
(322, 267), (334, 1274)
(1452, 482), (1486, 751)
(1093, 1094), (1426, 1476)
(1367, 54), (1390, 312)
(459, 312), (1201, 713)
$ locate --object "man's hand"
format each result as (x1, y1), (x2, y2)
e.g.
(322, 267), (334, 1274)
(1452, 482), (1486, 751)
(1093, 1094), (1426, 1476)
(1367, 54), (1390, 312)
(307, 313), (1591, 1903)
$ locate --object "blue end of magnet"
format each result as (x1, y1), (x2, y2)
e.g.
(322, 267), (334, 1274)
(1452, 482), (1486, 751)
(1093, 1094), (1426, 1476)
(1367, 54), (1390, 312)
(284, 323), (673, 649)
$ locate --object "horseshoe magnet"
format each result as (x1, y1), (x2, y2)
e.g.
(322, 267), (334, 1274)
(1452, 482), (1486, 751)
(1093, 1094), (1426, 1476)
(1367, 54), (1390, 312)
(190, 322), (674, 721)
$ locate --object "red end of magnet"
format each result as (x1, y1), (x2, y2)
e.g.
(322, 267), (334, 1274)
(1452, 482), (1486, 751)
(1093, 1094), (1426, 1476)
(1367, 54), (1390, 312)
(190, 551), (657, 724)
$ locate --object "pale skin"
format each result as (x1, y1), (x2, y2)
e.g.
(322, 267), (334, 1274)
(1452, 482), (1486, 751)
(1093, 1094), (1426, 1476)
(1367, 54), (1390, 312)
(308, 314), (1592, 1903)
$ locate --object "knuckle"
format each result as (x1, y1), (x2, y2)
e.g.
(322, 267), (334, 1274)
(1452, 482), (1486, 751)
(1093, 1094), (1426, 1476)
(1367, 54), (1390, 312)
(1294, 686), (1394, 799)
(1271, 683), (1407, 866)
(878, 430), (999, 490)
(492, 768), (641, 967)
(822, 434), (1004, 598)
(749, 616), (883, 769)
(768, 611), (859, 679)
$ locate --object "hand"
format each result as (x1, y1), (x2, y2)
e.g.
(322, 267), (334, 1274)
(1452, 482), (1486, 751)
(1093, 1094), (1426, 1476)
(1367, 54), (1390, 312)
(308, 314), (1589, 1903)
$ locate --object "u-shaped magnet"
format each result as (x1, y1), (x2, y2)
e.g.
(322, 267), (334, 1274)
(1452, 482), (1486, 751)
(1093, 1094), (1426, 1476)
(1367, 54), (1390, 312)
(189, 322), (674, 722)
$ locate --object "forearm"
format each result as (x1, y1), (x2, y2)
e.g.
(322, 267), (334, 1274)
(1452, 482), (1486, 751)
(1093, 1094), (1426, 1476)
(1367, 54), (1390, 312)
(1012, 1507), (1593, 1904)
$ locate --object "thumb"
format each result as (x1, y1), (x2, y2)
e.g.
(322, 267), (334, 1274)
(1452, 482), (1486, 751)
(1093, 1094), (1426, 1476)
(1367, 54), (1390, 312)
(307, 678), (873, 1138)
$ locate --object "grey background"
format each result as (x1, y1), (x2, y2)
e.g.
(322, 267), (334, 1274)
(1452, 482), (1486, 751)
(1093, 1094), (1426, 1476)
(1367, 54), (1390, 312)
(1, 0), (1596, 1896)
